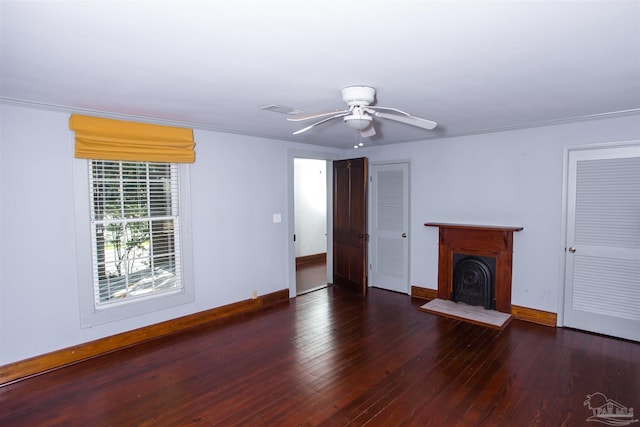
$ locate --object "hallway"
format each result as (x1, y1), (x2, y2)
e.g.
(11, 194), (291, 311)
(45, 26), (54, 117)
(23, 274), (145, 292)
(296, 257), (327, 295)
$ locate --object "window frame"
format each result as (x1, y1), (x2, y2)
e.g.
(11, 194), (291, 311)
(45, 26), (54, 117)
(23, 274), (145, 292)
(74, 158), (194, 327)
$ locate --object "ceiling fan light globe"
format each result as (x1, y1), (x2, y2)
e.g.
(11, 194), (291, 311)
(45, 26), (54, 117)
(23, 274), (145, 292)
(343, 114), (373, 130)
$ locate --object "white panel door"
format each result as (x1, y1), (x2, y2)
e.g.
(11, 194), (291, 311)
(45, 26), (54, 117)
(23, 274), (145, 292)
(564, 144), (640, 341)
(369, 163), (409, 293)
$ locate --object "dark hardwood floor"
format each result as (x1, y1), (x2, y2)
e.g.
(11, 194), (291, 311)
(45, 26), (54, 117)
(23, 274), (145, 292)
(1, 287), (638, 426)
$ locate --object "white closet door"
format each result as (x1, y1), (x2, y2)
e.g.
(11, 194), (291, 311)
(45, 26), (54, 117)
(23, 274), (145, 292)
(564, 144), (640, 341)
(369, 163), (409, 294)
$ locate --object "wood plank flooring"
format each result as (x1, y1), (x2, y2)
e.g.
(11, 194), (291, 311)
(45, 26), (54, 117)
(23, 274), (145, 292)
(1, 286), (638, 426)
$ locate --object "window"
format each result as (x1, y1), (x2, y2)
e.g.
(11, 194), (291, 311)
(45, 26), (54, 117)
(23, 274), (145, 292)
(74, 159), (194, 327)
(69, 114), (195, 326)
(89, 160), (182, 307)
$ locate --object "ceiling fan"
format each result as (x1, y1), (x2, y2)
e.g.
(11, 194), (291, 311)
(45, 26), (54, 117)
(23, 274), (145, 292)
(287, 85), (437, 138)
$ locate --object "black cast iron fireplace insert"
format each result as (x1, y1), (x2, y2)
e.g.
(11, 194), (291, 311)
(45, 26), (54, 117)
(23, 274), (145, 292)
(452, 253), (496, 310)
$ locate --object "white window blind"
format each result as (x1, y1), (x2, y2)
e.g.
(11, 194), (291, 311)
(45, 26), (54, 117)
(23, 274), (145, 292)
(89, 160), (183, 308)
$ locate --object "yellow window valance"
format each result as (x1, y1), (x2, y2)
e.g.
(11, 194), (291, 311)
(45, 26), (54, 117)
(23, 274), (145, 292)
(69, 114), (195, 163)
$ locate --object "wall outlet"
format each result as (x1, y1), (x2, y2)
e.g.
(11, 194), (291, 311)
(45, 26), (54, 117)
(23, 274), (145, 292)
(252, 290), (257, 299)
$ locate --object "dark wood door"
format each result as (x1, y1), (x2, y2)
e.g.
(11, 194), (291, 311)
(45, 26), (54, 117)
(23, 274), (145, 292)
(333, 157), (368, 296)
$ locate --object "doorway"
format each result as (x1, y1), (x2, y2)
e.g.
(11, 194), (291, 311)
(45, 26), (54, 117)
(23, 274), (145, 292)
(562, 142), (640, 341)
(294, 158), (328, 295)
(287, 150), (337, 298)
(368, 162), (410, 294)
(332, 157), (368, 296)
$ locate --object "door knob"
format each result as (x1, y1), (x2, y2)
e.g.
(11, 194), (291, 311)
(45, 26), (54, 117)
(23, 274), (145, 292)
(402, 233), (407, 238)
(568, 246), (576, 253)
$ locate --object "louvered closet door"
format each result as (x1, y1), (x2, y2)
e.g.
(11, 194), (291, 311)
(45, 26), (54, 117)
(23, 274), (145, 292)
(369, 162), (409, 294)
(564, 144), (640, 341)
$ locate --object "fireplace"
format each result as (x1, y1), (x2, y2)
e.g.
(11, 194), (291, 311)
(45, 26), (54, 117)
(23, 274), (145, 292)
(452, 253), (496, 309)
(425, 223), (523, 314)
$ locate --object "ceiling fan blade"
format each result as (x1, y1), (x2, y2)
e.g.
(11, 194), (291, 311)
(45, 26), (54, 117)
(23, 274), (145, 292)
(368, 106), (437, 130)
(360, 125), (376, 138)
(287, 109), (348, 122)
(373, 111), (437, 130)
(292, 112), (349, 135)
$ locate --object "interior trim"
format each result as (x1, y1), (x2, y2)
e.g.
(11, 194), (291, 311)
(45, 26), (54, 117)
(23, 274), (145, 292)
(2, 97), (639, 145)
(411, 285), (556, 327)
(296, 252), (327, 267)
(511, 305), (557, 327)
(0, 289), (290, 386)
(410, 285), (438, 300)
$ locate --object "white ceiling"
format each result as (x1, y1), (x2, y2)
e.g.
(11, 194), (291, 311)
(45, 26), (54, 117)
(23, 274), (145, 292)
(1, 0), (639, 149)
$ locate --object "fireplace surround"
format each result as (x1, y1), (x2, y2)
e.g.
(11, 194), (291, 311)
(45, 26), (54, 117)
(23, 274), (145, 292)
(425, 223), (523, 314)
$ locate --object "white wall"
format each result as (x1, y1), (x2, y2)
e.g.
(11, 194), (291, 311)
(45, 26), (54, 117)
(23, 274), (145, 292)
(0, 103), (341, 364)
(357, 113), (640, 314)
(294, 158), (327, 257)
(1, 102), (638, 365)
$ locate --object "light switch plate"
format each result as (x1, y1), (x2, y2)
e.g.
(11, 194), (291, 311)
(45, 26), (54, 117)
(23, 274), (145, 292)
(273, 213), (282, 223)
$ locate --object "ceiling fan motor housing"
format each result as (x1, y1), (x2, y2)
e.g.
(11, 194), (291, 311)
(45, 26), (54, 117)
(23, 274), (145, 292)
(341, 86), (376, 106)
